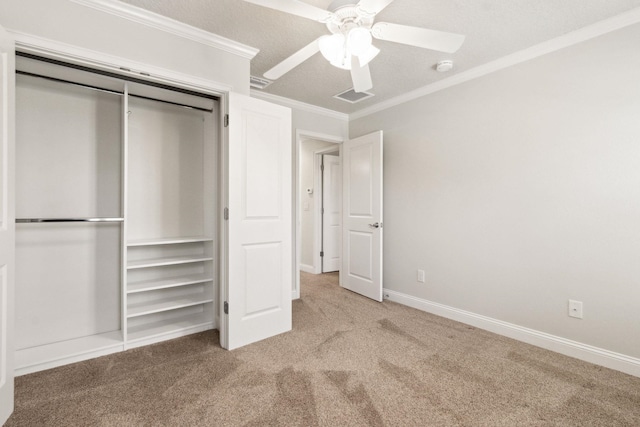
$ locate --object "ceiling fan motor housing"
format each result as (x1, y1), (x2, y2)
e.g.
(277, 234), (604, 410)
(326, 2), (374, 34)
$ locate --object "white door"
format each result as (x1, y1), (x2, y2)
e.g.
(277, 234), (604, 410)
(223, 92), (292, 350)
(341, 131), (383, 301)
(322, 154), (341, 273)
(0, 25), (15, 426)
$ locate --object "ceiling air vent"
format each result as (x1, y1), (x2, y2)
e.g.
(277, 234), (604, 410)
(250, 75), (273, 89)
(333, 88), (374, 104)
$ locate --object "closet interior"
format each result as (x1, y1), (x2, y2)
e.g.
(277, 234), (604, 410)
(14, 55), (220, 375)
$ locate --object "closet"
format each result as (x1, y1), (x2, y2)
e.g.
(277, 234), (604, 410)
(14, 55), (219, 374)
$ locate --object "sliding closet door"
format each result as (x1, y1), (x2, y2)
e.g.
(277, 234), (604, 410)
(15, 74), (122, 360)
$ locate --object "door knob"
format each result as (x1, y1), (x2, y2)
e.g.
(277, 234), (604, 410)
(369, 222), (381, 229)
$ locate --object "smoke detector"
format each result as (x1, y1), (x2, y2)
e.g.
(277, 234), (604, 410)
(435, 60), (454, 72)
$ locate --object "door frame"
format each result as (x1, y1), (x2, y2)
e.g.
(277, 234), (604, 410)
(313, 147), (340, 274)
(294, 130), (342, 299)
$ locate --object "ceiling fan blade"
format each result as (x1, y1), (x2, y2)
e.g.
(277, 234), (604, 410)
(371, 22), (465, 53)
(263, 38), (321, 80)
(357, 0), (396, 15)
(244, 0), (334, 22)
(350, 56), (373, 93)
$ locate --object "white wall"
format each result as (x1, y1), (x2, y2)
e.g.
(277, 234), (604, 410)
(0, 0), (250, 93)
(292, 109), (348, 140)
(251, 92), (349, 141)
(350, 23), (640, 360)
(299, 139), (339, 270)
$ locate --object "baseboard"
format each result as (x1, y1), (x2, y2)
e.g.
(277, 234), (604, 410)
(383, 289), (640, 378)
(15, 331), (124, 376)
(16, 345), (123, 377)
(15, 323), (218, 375)
(299, 264), (315, 274)
(126, 322), (215, 350)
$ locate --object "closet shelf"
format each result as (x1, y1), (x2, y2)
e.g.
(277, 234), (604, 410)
(127, 274), (213, 294)
(127, 255), (213, 270)
(127, 237), (214, 247)
(127, 295), (213, 318)
(127, 312), (213, 343)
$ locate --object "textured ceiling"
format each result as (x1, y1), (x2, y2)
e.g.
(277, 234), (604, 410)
(117, 0), (640, 113)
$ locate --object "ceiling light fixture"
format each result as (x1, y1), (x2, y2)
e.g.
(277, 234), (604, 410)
(318, 27), (379, 71)
(249, 0), (465, 93)
(319, 33), (348, 69)
(347, 27), (372, 56)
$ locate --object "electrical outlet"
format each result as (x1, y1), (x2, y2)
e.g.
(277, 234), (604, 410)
(568, 300), (583, 319)
(417, 269), (425, 283)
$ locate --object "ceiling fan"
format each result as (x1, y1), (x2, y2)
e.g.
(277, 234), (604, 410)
(244, 0), (465, 93)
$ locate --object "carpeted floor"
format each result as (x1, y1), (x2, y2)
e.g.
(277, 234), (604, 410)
(6, 272), (640, 426)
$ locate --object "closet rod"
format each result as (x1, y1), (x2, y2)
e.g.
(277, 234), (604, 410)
(16, 218), (124, 223)
(128, 93), (213, 113)
(16, 70), (123, 96)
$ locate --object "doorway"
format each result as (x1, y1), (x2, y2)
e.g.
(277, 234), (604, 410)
(295, 132), (343, 299)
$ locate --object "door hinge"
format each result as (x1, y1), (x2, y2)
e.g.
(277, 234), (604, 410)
(224, 114), (229, 127)
(224, 301), (229, 314)
(320, 163), (324, 172)
(224, 207), (229, 220)
(320, 251), (324, 257)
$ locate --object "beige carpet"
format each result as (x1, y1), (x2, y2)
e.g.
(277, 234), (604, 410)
(6, 272), (640, 426)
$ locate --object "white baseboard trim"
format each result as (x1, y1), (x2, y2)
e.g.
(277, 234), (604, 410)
(384, 289), (640, 378)
(15, 341), (124, 377)
(299, 264), (315, 274)
(125, 323), (215, 350)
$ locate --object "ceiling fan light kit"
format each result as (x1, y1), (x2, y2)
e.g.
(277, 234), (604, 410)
(319, 30), (380, 70)
(245, 0), (465, 93)
(347, 27), (372, 55)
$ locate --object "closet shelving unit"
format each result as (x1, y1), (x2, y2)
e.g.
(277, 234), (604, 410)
(13, 55), (219, 374)
(124, 237), (215, 347)
(123, 91), (217, 349)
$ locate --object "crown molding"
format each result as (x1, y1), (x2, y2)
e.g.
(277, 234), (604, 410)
(251, 90), (349, 122)
(70, 0), (259, 60)
(350, 7), (640, 120)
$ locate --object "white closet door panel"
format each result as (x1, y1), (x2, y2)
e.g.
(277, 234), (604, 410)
(15, 224), (121, 350)
(0, 24), (16, 425)
(225, 92), (292, 350)
(127, 97), (206, 240)
(15, 75), (122, 218)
